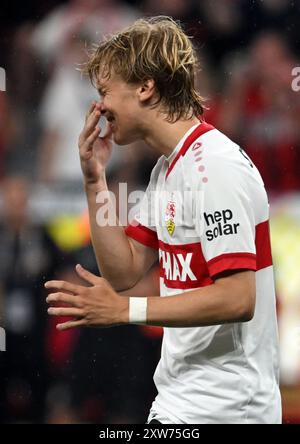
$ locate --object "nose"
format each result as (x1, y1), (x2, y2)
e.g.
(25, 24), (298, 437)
(96, 102), (108, 117)
(95, 103), (108, 121)
(95, 101), (105, 111)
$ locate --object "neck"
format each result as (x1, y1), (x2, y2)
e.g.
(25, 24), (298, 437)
(142, 112), (201, 157)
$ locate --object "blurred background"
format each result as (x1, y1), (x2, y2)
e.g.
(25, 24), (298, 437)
(0, 0), (300, 424)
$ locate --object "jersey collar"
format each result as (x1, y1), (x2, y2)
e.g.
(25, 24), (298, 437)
(165, 121), (214, 179)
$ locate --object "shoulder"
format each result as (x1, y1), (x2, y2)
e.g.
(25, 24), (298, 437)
(184, 127), (261, 191)
(186, 127), (240, 166)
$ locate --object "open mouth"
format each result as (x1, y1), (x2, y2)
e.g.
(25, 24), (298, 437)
(106, 115), (116, 131)
(106, 114), (115, 123)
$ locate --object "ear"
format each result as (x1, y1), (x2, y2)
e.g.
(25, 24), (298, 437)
(137, 79), (156, 103)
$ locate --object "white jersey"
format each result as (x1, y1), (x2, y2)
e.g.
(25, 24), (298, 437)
(125, 122), (281, 424)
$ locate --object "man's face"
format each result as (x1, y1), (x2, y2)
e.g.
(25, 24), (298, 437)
(97, 73), (143, 145)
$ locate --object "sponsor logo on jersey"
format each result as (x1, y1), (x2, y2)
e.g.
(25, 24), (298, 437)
(165, 200), (176, 236)
(204, 209), (240, 241)
(159, 250), (197, 282)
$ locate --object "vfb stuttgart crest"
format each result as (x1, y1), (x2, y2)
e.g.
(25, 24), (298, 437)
(165, 200), (176, 236)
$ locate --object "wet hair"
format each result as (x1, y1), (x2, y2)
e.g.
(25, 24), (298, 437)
(84, 16), (205, 122)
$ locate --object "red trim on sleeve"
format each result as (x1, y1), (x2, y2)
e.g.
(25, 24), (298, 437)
(207, 252), (257, 278)
(255, 220), (273, 270)
(125, 222), (158, 250)
(201, 220), (273, 278)
(166, 122), (214, 179)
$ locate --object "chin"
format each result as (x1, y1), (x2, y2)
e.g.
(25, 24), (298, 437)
(113, 131), (138, 146)
(113, 134), (126, 145)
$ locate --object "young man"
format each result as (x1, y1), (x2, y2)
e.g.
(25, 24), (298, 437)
(45, 17), (281, 424)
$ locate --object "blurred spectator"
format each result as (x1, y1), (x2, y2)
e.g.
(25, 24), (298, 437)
(37, 34), (96, 185)
(0, 175), (63, 422)
(5, 24), (48, 180)
(34, 0), (139, 185)
(142, 0), (197, 21)
(0, 92), (14, 178)
(217, 32), (300, 192)
(36, 31), (130, 186)
(31, 0), (138, 69)
(241, 0), (300, 55)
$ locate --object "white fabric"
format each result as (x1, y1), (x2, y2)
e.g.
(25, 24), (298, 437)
(129, 297), (147, 324)
(40, 67), (96, 182)
(126, 123), (281, 424)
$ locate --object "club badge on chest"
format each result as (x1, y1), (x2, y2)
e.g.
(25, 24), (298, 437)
(165, 200), (176, 236)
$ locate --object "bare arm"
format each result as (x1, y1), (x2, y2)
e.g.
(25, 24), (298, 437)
(45, 269), (256, 330)
(145, 270), (256, 327)
(79, 102), (157, 291)
(86, 180), (157, 290)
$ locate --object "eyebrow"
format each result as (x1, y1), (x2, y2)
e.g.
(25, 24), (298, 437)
(97, 81), (108, 95)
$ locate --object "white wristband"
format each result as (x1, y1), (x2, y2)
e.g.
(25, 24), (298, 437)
(129, 297), (147, 324)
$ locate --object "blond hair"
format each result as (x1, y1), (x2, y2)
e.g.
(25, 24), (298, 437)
(84, 16), (205, 122)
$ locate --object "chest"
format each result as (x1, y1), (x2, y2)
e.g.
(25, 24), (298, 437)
(154, 162), (200, 244)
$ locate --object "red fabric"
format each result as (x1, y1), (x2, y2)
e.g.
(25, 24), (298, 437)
(126, 218), (273, 289)
(139, 325), (163, 339)
(158, 240), (213, 289)
(207, 253), (257, 278)
(255, 220), (273, 270)
(125, 223), (158, 250)
(46, 316), (79, 370)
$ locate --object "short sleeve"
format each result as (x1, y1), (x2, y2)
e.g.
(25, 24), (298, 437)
(198, 165), (257, 278)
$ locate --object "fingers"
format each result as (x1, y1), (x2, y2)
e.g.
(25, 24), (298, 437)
(85, 101), (97, 121)
(46, 292), (83, 307)
(46, 289), (87, 330)
(85, 101), (102, 121)
(82, 127), (101, 157)
(82, 107), (101, 141)
(56, 318), (87, 331)
(48, 306), (84, 318)
(76, 264), (100, 286)
(44, 280), (83, 294)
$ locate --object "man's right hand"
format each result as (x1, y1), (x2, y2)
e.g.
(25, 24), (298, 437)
(78, 101), (113, 186)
